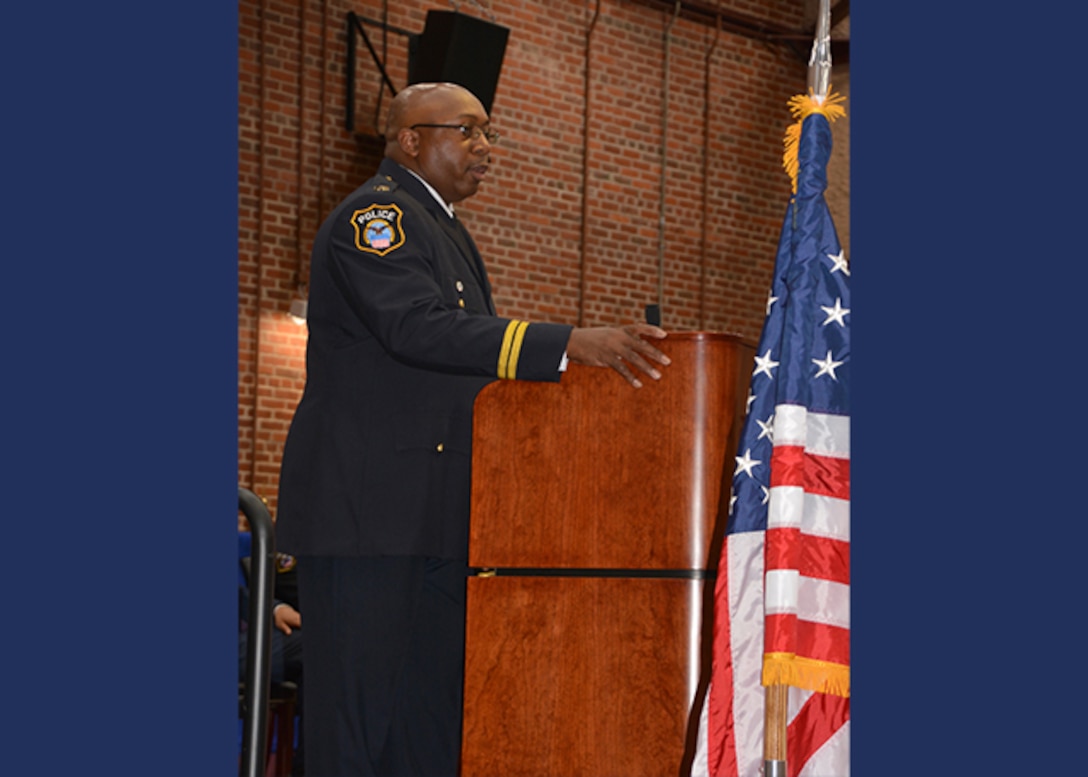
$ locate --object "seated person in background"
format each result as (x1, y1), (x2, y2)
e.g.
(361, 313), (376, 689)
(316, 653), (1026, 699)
(239, 516), (305, 775)
(238, 556), (304, 685)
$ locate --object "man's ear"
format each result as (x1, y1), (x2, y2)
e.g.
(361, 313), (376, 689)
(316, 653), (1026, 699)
(397, 127), (420, 158)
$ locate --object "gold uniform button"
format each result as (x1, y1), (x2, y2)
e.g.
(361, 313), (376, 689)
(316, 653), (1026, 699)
(459, 299), (465, 308)
(436, 443), (444, 453)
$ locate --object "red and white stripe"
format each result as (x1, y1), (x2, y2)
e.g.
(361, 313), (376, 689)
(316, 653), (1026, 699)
(691, 405), (849, 777)
(764, 404), (850, 681)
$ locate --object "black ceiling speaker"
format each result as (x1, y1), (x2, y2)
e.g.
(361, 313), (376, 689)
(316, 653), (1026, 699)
(408, 11), (510, 114)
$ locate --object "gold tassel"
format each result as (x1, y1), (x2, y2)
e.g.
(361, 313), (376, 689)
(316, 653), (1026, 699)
(782, 89), (847, 194)
(762, 652), (851, 698)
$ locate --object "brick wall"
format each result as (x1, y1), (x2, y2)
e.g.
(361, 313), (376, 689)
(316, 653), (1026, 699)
(238, 0), (850, 514)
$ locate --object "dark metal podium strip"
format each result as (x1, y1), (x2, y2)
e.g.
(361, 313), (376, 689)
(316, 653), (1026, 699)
(471, 567), (714, 580)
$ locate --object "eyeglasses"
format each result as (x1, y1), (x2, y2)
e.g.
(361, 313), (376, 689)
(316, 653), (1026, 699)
(410, 123), (500, 145)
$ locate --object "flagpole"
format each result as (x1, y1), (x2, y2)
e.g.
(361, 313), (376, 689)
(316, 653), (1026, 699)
(763, 684), (788, 777)
(807, 0), (832, 103)
(762, 2), (832, 776)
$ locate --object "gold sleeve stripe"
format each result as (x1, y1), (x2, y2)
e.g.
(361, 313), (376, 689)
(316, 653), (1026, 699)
(498, 320), (529, 379)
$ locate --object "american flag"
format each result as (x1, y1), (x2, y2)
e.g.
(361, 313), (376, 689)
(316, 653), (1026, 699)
(691, 106), (850, 777)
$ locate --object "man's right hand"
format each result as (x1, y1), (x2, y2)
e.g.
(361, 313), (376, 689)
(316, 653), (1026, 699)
(566, 324), (671, 388)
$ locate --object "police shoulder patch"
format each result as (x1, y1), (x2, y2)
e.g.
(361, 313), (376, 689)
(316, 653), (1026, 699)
(351, 203), (406, 256)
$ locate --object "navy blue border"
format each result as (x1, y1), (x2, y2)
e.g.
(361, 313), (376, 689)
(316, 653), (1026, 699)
(5, 3), (238, 774)
(7, 2), (1086, 775)
(853, 4), (1086, 775)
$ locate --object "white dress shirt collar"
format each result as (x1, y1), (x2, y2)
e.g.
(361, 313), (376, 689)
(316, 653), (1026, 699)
(399, 165), (455, 219)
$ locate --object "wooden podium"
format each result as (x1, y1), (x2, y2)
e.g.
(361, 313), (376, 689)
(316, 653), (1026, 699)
(462, 332), (755, 777)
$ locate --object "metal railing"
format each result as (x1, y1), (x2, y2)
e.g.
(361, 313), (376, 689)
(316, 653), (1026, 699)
(238, 486), (276, 777)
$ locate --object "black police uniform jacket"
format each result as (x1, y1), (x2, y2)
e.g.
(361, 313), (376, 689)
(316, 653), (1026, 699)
(276, 158), (572, 560)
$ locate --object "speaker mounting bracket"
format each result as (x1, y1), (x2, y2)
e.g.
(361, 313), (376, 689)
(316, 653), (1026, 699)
(345, 12), (417, 134)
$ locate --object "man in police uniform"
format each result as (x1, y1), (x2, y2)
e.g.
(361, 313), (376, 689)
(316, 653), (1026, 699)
(276, 82), (670, 777)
